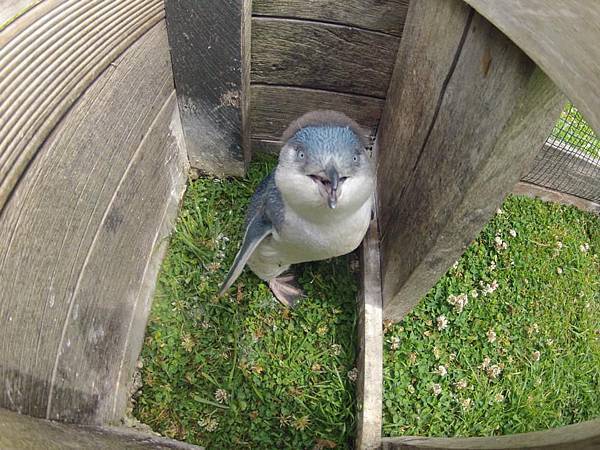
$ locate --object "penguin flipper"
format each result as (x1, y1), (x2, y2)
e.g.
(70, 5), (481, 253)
(218, 214), (272, 296)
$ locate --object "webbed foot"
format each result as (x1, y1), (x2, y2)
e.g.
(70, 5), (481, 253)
(268, 273), (305, 308)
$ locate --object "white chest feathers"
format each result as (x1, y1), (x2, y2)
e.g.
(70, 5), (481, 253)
(247, 197), (372, 280)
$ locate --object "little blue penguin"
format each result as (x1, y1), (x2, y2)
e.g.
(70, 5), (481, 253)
(219, 110), (375, 306)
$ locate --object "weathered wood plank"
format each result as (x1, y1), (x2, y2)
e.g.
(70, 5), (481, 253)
(375, 0), (564, 321)
(165, 0), (251, 177)
(0, 23), (187, 424)
(0, 407), (202, 450)
(382, 418), (600, 449)
(250, 85), (383, 145)
(252, 0), (409, 36)
(355, 207), (383, 450)
(0, 0), (40, 30)
(463, 0), (600, 137)
(251, 17), (399, 98)
(0, 0), (165, 212)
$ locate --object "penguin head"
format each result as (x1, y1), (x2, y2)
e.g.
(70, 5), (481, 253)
(275, 111), (375, 214)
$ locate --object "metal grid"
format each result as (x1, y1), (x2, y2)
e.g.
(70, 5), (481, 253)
(522, 103), (600, 204)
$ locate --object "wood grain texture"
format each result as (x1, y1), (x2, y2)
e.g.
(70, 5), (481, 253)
(165, 0), (251, 177)
(250, 85), (384, 145)
(252, 0), (409, 36)
(0, 0), (40, 30)
(251, 17), (399, 98)
(513, 181), (600, 215)
(355, 207), (383, 450)
(0, 23), (188, 424)
(382, 418), (600, 449)
(375, 0), (564, 321)
(0, 407), (203, 450)
(0, 0), (165, 212)
(463, 0), (600, 137)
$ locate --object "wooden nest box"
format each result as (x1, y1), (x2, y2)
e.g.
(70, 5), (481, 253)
(0, 0), (598, 448)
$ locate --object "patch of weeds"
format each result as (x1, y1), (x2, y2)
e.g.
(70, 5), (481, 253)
(383, 195), (600, 437)
(134, 154), (359, 449)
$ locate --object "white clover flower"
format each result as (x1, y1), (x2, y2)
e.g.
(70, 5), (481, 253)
(407, 384), (416, 394)
(435, 365), (448, 377)
(480, 357), (491, 369)
(556, 267), (563, 274)
(199, 416), (219, 432)
(489, 261), (497, 271)
(470, 289), (479, 298)
(556, 241), (563, 249)
(347, 367), (359, 382)
(455, 379), (468, 390)
(389, 336), (401, 350)
(447, 293), (468, 313)
(433, 346), (442, 360)
(496, 208), (503, 215)
(214, 388), (228, 403)
(432, 383), (442, 396)
(436, 315), (448, 331)
(331, 343), (342, 356)
(532, 350), (541, 362)
(495, 393), (505, 403)
(461, 398), (472, 410)
(509, 229), (517, 237)
(579, 243), (590, 253)
(487, 329), (497, 343)
(486, 364), (502, 379)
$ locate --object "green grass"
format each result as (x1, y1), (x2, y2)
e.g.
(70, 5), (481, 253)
(134, 154), (599, 447)
(133, 155), (359, 449)
(383, 195), (600, 437)
(551, 103), (600, 158)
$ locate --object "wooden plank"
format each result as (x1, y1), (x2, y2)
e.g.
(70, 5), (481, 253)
(463, 0), (600, 137)
(0, 407), (202, 450)
(522, 139), (600, 204)
(165, 0), (251, 177)
(0, 0), (165, 212)
(0, 0), (40, 30)
(382, 418), (600, 449)
(375, 0), (564, 321)
(251, 17), (399, 98)
(250, 85), (384, 144)
(252, 0), (409, 37)
(0, 23), (188, 424)
(355, 208), (384, 450)
(513, 182), (600, 215)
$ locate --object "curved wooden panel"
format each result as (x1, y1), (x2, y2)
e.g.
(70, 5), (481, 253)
(463, 0), (600, 137)
(0, 23), (186, 424)
(0, 407), (202, 450)
(251, 17), (399, 98)
(382, 419), (600, 449)
(0, 0), (164, 211)
(253, 0), (409, 36)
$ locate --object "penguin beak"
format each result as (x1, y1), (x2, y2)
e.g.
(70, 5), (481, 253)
(325, 166), (340, 209)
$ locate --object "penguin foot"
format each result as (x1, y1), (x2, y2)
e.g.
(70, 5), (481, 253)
(269, 274), (305, 308)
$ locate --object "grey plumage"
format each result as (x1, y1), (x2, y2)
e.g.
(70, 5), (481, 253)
(219, 110), (375, 306)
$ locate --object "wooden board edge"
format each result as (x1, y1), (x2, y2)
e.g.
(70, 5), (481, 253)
(356, 200), (384, 450)
(512, 181), (600, 215)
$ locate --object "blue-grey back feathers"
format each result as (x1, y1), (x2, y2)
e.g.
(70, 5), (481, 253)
(218, 172), (283, 295)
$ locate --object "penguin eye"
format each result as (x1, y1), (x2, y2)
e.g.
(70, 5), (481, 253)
(352, 155), (358, 162)
(297, 151), (305, 159)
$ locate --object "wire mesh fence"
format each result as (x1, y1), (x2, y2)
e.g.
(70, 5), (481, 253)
(522, 103), (600, 204)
